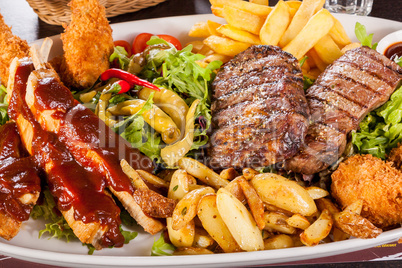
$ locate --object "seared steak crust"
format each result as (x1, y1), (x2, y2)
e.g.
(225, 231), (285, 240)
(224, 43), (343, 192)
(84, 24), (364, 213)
(285, 46), (402, 174)
(209, 45), (309, 169)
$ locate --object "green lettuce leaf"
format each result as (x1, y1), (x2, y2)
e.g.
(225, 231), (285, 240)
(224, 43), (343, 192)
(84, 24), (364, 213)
(151, 233), (175, 256)
(355, 22), (378, 49)
(0, 85), (9, 126)
(352, 85), (402, 159)
(110, 46), (131, 70)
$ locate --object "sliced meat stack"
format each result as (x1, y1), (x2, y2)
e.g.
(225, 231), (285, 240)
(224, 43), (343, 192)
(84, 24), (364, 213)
(285, 46), (402, 175)
(209, 45), (309, 170)
(0, 122), (40, 240)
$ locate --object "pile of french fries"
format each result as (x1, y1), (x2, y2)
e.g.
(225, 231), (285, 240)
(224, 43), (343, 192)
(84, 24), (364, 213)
(122, 157), (382, 254)
(188, 0), (360, 79)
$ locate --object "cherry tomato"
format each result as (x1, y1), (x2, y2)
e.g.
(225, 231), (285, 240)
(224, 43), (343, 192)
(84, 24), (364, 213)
(114, 40), (132, 57)
(131, 33), (182, 54)
(156, 34), (182, 51)
(132, 33), (154, 55)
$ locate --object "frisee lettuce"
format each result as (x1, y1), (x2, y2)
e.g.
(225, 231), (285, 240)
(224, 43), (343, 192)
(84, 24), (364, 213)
(0, 85), (9, 126)
(140, 37), (222, 154)
(32, 188), (138, 254)
(110, 46), (131, 70)
(355, 22), (378, 49)
(151, 233), (175, 256)
(352, 85), (402, 159)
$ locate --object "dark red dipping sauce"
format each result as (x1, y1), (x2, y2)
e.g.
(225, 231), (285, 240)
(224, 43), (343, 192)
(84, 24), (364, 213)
(384, 41), (402, 60)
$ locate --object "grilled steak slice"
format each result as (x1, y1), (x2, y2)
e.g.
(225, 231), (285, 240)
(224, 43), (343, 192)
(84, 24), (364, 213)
(209, 45), (309, 169)
(285, 46), (402, 174)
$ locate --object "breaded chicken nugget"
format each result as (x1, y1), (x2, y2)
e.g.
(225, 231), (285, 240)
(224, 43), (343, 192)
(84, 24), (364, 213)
(331, 154), (402, 229)
(0, 13), (29, 85)
(59, 0), (113, 89)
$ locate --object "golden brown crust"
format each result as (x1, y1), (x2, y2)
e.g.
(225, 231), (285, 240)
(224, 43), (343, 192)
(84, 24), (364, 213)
(331, 154), (402, 229)
(59, 0), (113, 89)
(388, 144), (402, 169)
(0, 14), (29, 85)
(0, 211), (21, 240)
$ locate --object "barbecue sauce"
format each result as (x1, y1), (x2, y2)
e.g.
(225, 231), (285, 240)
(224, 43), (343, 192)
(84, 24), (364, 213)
(384, 42), (402, 60)
(7, 59), (124, 248)
(33, 75), (153, 195)
(0, 122), (41, 222)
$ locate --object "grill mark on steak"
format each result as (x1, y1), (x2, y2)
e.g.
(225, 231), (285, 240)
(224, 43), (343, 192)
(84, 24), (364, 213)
(285, 46), (402, 175)
(213, 65), (302, 98)
(209, 45), (308, 170)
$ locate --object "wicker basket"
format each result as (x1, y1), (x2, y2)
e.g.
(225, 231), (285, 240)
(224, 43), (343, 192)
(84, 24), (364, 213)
(26, 0), (167, 25)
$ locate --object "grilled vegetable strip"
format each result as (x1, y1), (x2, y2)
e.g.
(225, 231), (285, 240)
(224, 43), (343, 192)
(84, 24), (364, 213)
(25, 59), (175, 235)
(0, 122), (41, 240)
(7, 57), (124, 249)
(108, 99), (181, 144)
(161, 99), (200, 167)
(138, 87), (189, 135)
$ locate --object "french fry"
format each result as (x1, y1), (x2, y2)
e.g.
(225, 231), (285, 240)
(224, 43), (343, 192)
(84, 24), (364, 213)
(283, 8), (334, 60)
(344, 199), (363, 214)
(178, 157), (229, 188)
(259, 0), (290, 46)
(173, 247), (214, 255)
(251, 173), (317, 216)
(329, 17), (352, 48)
(220, 167), (238, 181)
(242, 167), (259, 180)
(307, 48), (328, 72)
(187, 40), (205, 53)
(333, 210), (382, 239)
(332, 227), (351, 241)
(197, 44), (215, 56)
(188, 21), (210, 38)
(197, 194), (242, 253)
(203, 53), (232, 64)
(285, 1), (302, 17)
(172, 187), (215, 230)
(279, 0), (325, 47)
(217, 188), (264, 251)
(204, 35), (251, 57)
(193, 228), (215, 248)
(263, 212), (296, 234)
(238, 177), (265, 230)
(211, 6), (224, 18)
(314, 35), (343, 65)
(264, 234), (294, 250)
(305, 67), (321, 80)
(286, 214), (311, 230)
(136, 169), (169, 189)
(341, 42), (361, 54)
(300, 209), (333, 246)
(305, 186), (329, 199)
(315, 198), (341, 216)
(168, 169), (191, 200)
(211, 0), (272, 16)
(167, 217), (195, 247)
(216, 24), (261, 45)
(250, 0), (269, 5)
(223, 5), (265, 35)
(225, 176), (246, 203)
(120, 159), (148, 190)
(207, 20), (222, 36)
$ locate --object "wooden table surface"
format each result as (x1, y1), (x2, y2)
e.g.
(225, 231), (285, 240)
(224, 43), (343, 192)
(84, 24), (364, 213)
(0, 0), (401, 267)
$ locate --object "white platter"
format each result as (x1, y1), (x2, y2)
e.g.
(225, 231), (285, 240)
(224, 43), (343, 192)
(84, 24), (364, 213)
(2, 13), (402, 268)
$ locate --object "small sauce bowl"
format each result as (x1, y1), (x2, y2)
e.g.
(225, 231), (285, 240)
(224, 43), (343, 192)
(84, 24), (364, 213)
(376, 30), (402, 60)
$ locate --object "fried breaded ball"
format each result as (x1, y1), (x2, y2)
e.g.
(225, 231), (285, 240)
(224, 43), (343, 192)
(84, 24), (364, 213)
(387, 144), (402, 169)
(59, 0), (114, 89)
(0, 13), (29, 86)
(331, 154), (402, 229)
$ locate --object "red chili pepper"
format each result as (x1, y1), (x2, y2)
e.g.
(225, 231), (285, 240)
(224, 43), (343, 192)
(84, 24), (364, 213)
(104, 80), (131, 94)
(100, 68), (160, 91)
